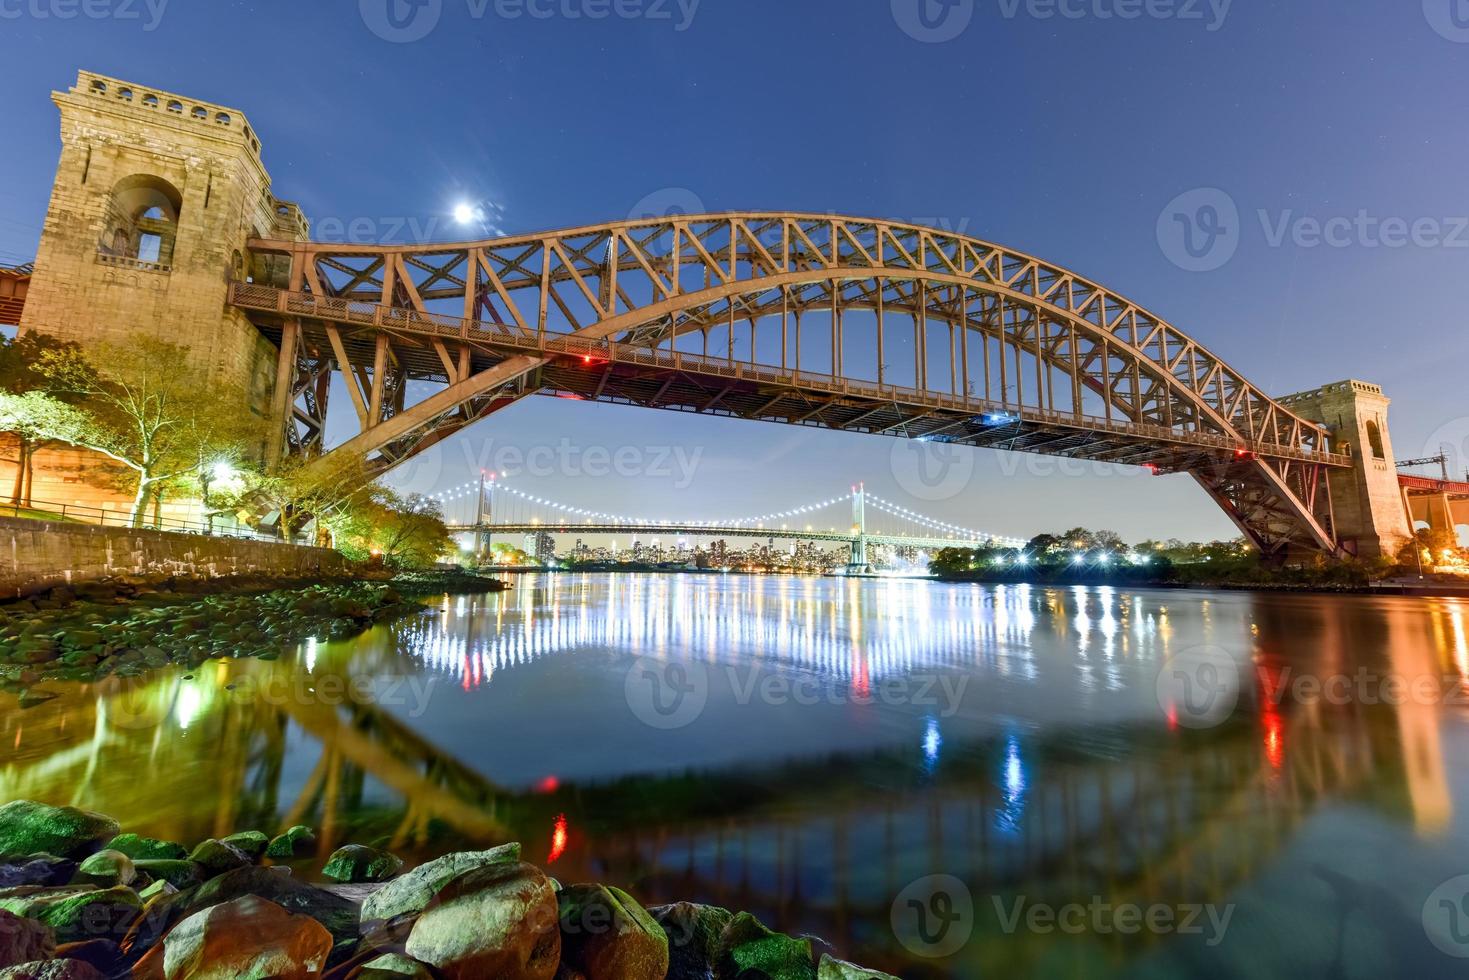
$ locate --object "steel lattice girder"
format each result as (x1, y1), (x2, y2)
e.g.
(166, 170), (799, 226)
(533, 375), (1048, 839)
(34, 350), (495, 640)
(238, 213), (1351, 556)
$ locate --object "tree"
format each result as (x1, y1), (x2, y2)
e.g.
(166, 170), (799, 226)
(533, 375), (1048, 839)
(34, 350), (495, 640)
(25, 336), (261, 525)
(327, 487), (451, 568)
(243, 452), (372, 542)
(0, 332), (82, 505)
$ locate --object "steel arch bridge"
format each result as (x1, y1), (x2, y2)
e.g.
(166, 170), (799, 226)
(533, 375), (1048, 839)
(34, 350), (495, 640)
(234, 212), (1352, 557)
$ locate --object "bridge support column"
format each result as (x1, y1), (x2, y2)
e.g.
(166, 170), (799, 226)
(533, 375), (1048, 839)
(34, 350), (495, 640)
(1279, 380), (1412, 559)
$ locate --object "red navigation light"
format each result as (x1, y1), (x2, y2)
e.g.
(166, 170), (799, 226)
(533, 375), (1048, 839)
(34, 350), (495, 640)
(1145, 464), (1160, 475)
(535, 775), (560, 794)
(1235, 448), (1255, 460)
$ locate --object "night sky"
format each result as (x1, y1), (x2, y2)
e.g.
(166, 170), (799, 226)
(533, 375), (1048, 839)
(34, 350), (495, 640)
(2, 1), (1465, 542)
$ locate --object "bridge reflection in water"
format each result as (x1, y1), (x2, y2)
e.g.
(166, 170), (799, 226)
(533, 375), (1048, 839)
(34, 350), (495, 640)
(0, 577), (1463, 978)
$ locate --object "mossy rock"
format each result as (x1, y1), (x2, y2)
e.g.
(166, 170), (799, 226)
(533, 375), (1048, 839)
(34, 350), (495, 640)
(9, 885), (143, 944)
(558, 883), (669, 980)
(715, 913), (816, 980)
(264, 825), (316, 860)
(133, 859), (205, 891)
(219, 831), (269, 861)
(0, 801), (119, 860)
(359, 843), (521, 924)
(321, 845), (403, 884)
(102, 833), (187, 862)
(71, 850), (135, 888)
(186, 839), (252, 877)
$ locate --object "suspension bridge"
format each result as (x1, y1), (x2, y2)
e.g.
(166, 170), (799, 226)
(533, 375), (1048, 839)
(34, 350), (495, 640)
(427, 478), (1028, 566)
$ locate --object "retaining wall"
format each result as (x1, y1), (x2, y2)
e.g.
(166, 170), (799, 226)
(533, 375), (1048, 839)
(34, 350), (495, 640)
(1, 517), (351, 598)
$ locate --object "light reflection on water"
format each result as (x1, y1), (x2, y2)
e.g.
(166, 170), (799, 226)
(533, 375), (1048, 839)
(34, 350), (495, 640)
(3, 574), (1469, 978)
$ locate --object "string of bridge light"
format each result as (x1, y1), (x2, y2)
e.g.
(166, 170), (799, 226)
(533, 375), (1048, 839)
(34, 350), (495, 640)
(429, 478), (1009, 540)
(426, 477), (851, 529)
(863, 492), (997, 542)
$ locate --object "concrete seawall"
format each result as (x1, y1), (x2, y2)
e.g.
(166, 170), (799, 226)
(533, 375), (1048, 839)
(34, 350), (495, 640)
(1, 517), (352, 598)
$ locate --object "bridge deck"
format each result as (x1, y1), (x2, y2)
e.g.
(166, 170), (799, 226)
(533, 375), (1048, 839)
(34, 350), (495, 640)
(1399, 474), (1469, 497)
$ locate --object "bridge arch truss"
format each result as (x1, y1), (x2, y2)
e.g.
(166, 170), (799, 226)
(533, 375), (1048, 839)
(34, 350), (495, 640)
(234, 213), (1350, 557)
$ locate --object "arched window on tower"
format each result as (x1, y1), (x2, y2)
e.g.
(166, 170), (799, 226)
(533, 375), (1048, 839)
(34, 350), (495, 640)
(99, 174), (184, 270)
(1366, 420), (1387, 460)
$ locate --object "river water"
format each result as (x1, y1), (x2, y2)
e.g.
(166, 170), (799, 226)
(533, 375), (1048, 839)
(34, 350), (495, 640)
(4, 573), (1469, 978)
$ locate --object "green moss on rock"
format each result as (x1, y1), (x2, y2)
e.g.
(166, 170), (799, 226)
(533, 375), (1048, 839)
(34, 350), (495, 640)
(0, 802), (119, 860)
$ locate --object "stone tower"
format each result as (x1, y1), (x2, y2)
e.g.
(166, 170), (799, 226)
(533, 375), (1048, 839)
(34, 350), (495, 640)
(1278, 380), (1412, 559)
(19, 70), (308, 414)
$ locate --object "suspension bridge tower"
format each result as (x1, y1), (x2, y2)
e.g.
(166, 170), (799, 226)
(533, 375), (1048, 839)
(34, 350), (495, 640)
(847, 484), (873, 575)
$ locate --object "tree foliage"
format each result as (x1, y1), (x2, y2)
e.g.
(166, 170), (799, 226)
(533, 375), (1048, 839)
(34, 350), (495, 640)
(328, 488), (452, 569)
(3, 334), (263, 523)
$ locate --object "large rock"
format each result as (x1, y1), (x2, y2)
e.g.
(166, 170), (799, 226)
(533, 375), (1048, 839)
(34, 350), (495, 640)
(322, 846), (402, 885)
(185, 840), (250, 878)
(0, 858), (75, 890)
(714, 914), (816, 980)
(0, 886), (141, 945)
(71, 851), (135, 889)
(360, 844), (520, 924)
(134, 895), (332, 980)
(101, 836), (186, 863)
(816, 955), (900, 979)
(403, 861), (560, 980)
(0, 909), (54, 967)
(650, 903), (732, 980)
(558, 884), (669, 980)
(0, 962), (106, 980)
(0, 804), (118, 861)
(185, 866), (358, 945)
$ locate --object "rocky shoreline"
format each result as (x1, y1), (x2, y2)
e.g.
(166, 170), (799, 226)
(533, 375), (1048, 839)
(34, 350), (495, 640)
(0, 799), (893, 979)
(0, 571), (508, 689)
